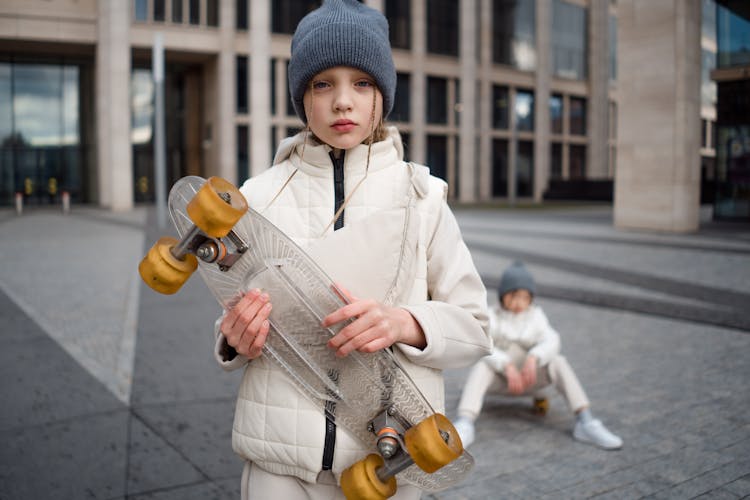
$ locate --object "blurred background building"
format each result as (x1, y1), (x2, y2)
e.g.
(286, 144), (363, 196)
(0, 0), (748, 226)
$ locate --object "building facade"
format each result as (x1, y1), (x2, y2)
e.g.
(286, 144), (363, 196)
(0, 0), (625, 211)
(712, 0), (750, 219)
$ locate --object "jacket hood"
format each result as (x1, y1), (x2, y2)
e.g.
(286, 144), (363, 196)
(272, 126), (405, 176)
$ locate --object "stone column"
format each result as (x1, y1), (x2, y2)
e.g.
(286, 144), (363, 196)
(614, 0), (702, 232)
(249, 0), (271, 176)
(410, 0), (426, 165)
(216, 0), (236, 183)
(587, 0), (610, 179)
(478, 0), (492, 201)
(96, 0), (132, 210)
(458, 0), (477, 202)
(534, 0), (551, 202)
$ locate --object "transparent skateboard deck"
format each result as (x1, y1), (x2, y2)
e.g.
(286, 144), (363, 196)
(169, 176), (474, 491)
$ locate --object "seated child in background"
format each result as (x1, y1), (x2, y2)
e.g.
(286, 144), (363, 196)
(454, 261), (623, 450)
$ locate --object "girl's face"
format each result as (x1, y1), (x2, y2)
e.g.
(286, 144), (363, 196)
(501, 289), (532, 314)
(303, 66), (383, 151)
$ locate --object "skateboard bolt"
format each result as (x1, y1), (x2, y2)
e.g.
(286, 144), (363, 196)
(196, 247), (209, 259)
(377, 436), (399, 459)
(196, 244), (218, 262)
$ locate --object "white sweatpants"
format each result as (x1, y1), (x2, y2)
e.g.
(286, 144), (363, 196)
(457, 345), (590, 420)
(241, 462), (422, 500)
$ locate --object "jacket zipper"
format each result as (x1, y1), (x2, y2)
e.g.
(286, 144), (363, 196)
(332, 152), (345, 230)
(322, 151), (345, 471)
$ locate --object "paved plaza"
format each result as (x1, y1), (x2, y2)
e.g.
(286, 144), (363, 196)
(1, 203), (749, 499)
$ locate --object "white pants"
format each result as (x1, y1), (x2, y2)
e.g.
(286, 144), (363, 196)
(457, 345), (590, 420)
(241, 462), (422, 500)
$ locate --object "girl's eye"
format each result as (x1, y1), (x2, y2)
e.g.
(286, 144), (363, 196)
(355, 80), (374, 88)
(312, 81), (330, 90)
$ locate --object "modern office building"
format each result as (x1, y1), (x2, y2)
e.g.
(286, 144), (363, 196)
(0, 0), (618, 210)
(1, 0), (743, 224)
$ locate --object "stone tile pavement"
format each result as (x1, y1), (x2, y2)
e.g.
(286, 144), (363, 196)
(1, 204), (748, 499)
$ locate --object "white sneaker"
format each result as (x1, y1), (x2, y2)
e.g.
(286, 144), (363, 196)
(453, 418), (475, 448)
(573, 419), (623, 450)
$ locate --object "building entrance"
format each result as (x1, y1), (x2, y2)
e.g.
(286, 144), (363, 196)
(131, 63), (203, 203)
(0, 60), (92, 207)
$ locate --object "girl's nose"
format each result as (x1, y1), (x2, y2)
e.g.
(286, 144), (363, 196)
(333, 88), (353, 112)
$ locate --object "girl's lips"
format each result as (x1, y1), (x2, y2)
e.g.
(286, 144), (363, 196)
(331, 120), (356, 132)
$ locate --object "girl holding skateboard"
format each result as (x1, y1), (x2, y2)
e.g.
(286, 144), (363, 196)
(214, 1), (491, 497)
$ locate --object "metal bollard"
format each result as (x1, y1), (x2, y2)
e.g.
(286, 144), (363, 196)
(15, 192), (22, 215)
(62, 191), (70, 215)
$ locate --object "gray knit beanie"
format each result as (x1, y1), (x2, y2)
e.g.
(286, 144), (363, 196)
(498, 261), (536, 298)
(288, 0), (397, 123)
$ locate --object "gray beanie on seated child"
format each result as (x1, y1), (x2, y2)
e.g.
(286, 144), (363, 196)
(498, 261), (536, 297)
(288, 0), (397, 123)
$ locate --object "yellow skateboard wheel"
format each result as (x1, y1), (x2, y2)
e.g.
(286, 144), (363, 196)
(186, 176), (247, 238)
(139, 236), (198, 294)
(404, 414), (463, 473)
(340, 453), (397, 500)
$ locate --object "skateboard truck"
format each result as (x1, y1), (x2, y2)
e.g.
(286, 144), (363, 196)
(369, 407), (421, 481)
(170, 224), (248, 272)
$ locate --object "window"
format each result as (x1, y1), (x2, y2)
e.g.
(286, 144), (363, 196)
(427, 135), (448, 182)
(135, 0), (148, 21)
(236, 0), (248, 29)
(154, 0), (166, 21)
(273, 0), (321, 34)
(569, 144), (586, 179)
(189, 0), (200, 24)
(454, 79), (461, 127)
(427, 77), (448, 124)
(237, 125), (249, 182)
(0, 62), (88, 205)
(550, 94), (563, 134)
(386, 0), (411, 49)
(552, 0), (588, 80)
(702, 0), (717, 44)
(569, 96), (586, 135)
(493, 85), (509, 129)
(390, 73), (411, 122)
(207, 0), (218, 26)
(550, 142), (563, 179)
(427, 0), (458, 56)
(492, 139), (508, 197)
(517, 140), (534, 196)
(492, 0), (536, 70)
(236, 56), (248, 114)
(172, 0), (183, 22)
(515, 89), (534, 131)
(270, 60), (276, 115)
(286, 61), (297, 117)
(702, 48), (717, 106)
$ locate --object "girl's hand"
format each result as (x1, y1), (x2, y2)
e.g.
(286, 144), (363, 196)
(322, 285), (426, 357)
(521, 355), (538, 388)
(505, 363), (525, 395)
(220, 289), (272, 360)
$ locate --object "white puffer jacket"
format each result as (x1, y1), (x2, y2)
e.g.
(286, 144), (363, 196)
(214, 127), (490, 484)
